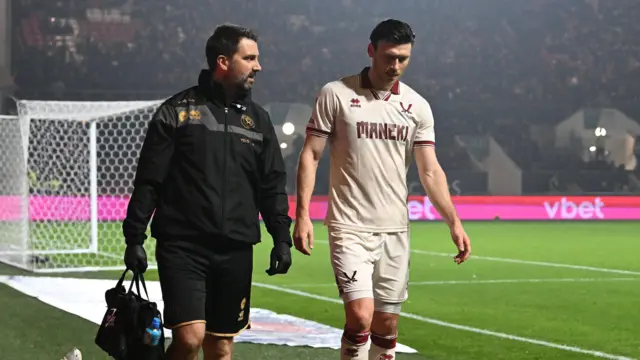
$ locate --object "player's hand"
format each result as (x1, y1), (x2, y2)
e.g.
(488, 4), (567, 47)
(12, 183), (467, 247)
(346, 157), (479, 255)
(293, 217), (314, 255)
(266, 241), (292, 276)
(449, 222), (471, 265)
(124, 244), (148, 273)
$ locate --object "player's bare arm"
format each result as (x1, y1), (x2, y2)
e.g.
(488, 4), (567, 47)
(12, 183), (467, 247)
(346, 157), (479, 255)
(414, 146), (471, 264)
(294, 83), (337, 256)
(293, 135), (327, 255)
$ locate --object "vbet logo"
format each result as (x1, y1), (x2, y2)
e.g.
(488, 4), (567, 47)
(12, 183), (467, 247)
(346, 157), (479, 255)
(543, 197), (605, 220)
(405, 196), (607, 221)
(407, 197), (437, 220)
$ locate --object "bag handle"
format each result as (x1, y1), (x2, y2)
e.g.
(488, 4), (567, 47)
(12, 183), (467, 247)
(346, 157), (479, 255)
(133, 271), (150, 301)
(115, 269), (149, 299)
(115, 268), (133, 290)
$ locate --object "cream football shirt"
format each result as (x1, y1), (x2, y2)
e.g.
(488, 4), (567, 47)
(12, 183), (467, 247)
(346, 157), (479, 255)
(306, 67), (435, 232)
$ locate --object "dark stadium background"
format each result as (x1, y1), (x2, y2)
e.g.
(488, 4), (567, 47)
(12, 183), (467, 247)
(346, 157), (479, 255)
(0, 1), (639, 359)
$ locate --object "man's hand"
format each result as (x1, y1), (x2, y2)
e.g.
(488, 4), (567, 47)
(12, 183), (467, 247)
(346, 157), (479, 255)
(293, 217), (314, 255)
(124, 244), (148, 273)
(266, 242), (292, 276)
(450, 222), (471, 265)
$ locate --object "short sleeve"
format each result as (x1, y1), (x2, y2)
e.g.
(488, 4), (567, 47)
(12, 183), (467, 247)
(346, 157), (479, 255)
(306, 84), (338, 138)
(413, 100), (436, 148)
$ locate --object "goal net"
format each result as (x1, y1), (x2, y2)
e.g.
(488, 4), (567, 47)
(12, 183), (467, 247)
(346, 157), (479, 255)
(0, 99), (164, 273)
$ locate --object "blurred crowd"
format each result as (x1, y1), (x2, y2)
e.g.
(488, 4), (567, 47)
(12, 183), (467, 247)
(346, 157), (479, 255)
(7, 0), (640, 194)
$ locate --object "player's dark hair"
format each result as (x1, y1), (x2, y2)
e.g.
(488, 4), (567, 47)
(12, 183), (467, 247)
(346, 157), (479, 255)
(205, 24), (258, 70)
(369, 19), (415, 50)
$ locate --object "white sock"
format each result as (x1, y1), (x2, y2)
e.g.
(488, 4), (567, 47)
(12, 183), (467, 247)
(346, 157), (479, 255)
(341, 328), (370, 360)
(369, 332), (397, 360)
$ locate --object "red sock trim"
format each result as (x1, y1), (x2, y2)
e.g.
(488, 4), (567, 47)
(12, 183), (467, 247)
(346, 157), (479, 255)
(371, 332), (397, 349)
(342, 327), (370, 346)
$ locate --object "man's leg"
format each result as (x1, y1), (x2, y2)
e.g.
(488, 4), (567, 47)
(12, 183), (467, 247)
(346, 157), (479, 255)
(156, 239), (209, 360)
(202, 241), (254, 360)
(369, 232), (410, 360)
(167, 323), (206, 360)
(342, 298), (374, 360)
(369, 306), (401, 360)
(202, 335), (234, 360)
(329, 227), (381, 360)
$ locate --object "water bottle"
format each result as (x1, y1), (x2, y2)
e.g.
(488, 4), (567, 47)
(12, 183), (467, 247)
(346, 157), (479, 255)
(144, 317), (162, 346)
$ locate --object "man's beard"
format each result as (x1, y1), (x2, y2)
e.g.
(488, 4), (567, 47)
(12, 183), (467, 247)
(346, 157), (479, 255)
(231, 72), (256, 92)
(242, 72), (257, 89)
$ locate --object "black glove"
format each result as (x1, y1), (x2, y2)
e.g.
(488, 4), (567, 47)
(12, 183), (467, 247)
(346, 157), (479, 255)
(124, 244), (148, 274)
(265, 241), (292, 276)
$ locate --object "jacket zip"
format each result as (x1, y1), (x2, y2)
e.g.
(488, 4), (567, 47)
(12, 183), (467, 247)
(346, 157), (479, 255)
(222, 106), (228, 235)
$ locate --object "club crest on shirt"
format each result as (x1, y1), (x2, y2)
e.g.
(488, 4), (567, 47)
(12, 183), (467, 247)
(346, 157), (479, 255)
(241, 114), (255, 129)
(399, 102), (412, 114)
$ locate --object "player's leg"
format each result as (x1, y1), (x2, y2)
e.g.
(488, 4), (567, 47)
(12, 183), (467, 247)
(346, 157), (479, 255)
(202, 241), (253, 360)
(370, 231), (410, 360)
(329, 227), (379, 360)
(156, 239), (209, 360)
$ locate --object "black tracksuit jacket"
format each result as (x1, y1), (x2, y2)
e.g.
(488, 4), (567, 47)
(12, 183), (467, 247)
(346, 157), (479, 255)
(122, 69), (292, 247)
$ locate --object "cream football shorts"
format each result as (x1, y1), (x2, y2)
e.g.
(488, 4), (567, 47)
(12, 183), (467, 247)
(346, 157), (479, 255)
(328, 226), (410, 306)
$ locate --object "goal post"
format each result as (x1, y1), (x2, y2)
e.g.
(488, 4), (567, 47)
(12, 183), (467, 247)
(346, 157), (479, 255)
(0, 114), (30, 271)
(0, 99), (164, 273)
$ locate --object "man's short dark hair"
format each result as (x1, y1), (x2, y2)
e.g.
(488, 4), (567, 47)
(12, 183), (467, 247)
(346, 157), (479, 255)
(206, 24), (258, 70)
(369, 19), (415, 50)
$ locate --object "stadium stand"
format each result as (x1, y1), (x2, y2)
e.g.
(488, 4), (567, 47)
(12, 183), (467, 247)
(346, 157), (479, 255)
(6, 0), (640, 195)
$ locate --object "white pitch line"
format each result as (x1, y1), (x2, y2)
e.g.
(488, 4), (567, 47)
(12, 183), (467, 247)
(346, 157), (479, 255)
(412, 249), (640, 276)
(312, 240), (640, 276)
(254, 282), (636, 360)
(284, 277), (640, 288)
(410, 277), (640, 285)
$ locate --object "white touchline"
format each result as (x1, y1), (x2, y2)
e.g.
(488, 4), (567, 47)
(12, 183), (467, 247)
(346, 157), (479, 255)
(411, 249), (640, 276)
(253, 282), (637, 360)
(312, 240), (640, 276)
(409, 277), (640, 285)
(283, 277), (640, 288)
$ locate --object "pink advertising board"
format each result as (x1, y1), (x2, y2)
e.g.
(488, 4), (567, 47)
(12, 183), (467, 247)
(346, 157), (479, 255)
(1, 195), (639, 221)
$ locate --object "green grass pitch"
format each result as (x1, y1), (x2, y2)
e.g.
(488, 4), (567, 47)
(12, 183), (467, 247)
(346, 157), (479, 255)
(0, 221), (638, 360)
